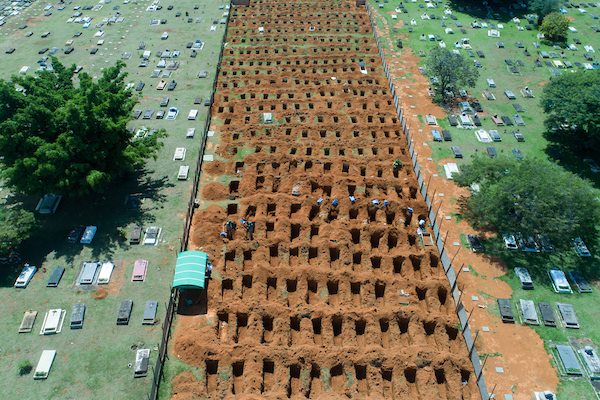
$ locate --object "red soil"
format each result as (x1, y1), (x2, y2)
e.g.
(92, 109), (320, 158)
(172, 1), (478, 399)
(201, 182), (230, 201)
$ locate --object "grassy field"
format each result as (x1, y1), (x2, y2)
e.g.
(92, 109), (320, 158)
(0, 0), (226, 398)
(369, 0), (600, 398)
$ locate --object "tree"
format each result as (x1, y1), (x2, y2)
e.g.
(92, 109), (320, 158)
(455, 156), (599, 251)
(425, 47), (479, 103)
(529, 0), (560, 24)
(0, 57), (165, 197)
(0, 205), (36, 255)
(540, 12), (569, 42)
(541, 71), (600, 152)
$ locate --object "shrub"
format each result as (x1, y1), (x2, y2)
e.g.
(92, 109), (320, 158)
(18, 360), (33, 376)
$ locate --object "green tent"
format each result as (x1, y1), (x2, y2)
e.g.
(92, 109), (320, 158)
(173, 251), (208, 289)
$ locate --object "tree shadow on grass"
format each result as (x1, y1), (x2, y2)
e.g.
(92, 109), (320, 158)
(478, 237), (600, 289)
(546, 142), (600, 188)
(0, 170), (174, 287)
(446, 0), (519, 22)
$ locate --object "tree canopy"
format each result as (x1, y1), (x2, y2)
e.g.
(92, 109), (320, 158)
(539, 12), (569, 42)
(0, 57), (164, 197)
(541, 70), (600, 152)
(425, 47), (479, 103)
(529, 0), (560, 24)
(455, 156), (599, 250)
(0, 205), (36, 255)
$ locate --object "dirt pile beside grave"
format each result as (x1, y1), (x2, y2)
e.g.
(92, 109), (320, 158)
(201, 182), (230, 201)
(92, 288), (108, 299)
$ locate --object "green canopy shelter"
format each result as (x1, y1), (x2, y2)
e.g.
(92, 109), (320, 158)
(173, 251), (208, 289)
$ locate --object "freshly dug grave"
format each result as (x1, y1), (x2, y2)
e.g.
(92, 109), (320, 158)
(174, 1), (478, 399)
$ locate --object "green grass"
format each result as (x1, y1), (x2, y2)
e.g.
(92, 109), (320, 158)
(499, 251), (600, 346)
(0, 0), (227, 398)
(486, 240), (600, 397)
(157, 358), (193, 399)
(345, 371), (355, 388)
(557, 378), (597, 400)
(370, 0), (600, 184)
(320, 367), (331, 391)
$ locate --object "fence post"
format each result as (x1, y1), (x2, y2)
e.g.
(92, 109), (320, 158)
(469, 329), (480, 357)
(478, 355), (489, 382)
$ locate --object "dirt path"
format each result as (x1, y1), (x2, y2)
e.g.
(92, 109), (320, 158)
(374, 9), (558, 400)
